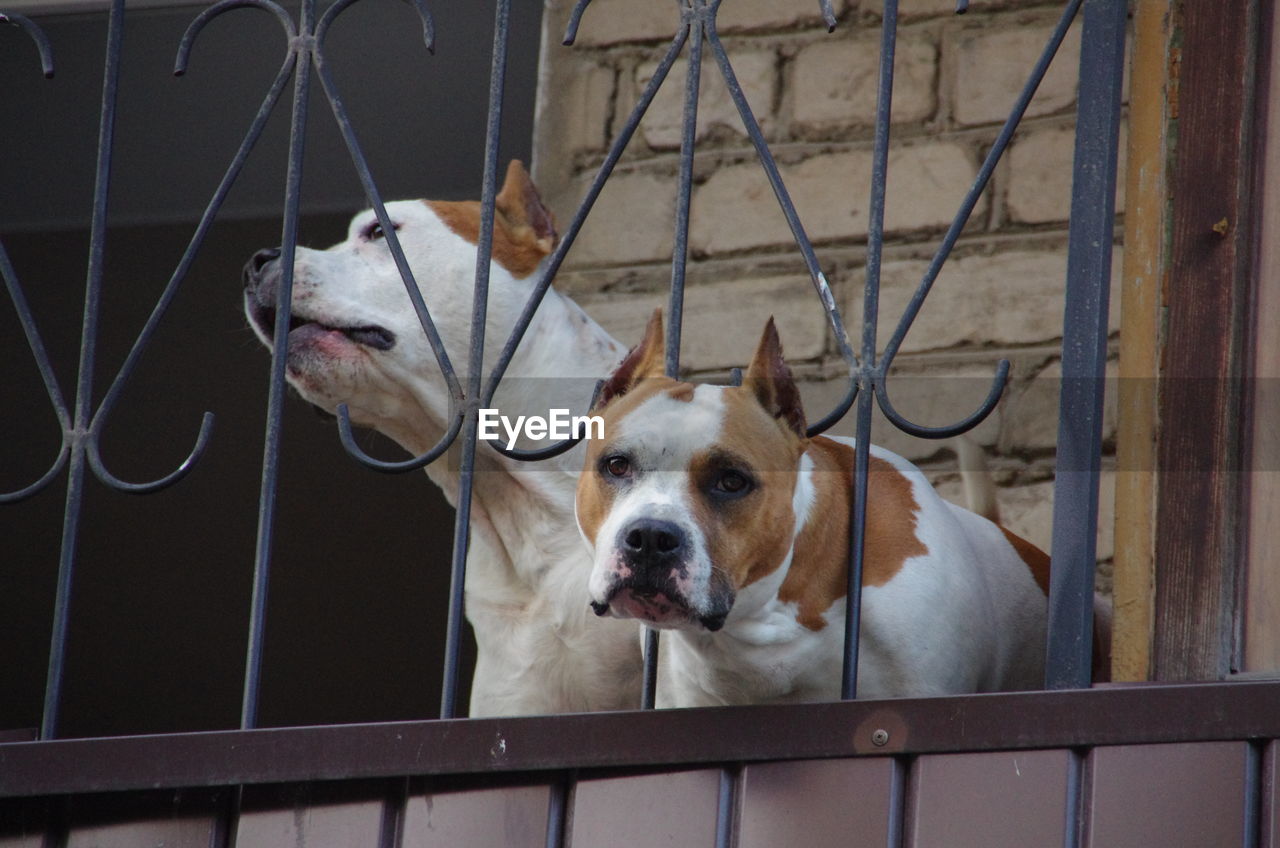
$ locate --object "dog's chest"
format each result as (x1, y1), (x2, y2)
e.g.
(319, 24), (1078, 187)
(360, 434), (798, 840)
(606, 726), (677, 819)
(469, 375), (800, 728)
(659, 597), (840, 707)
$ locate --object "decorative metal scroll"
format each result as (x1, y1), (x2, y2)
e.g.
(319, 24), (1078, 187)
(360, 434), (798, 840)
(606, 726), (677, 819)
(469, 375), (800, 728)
(2, 0), (1125, 754)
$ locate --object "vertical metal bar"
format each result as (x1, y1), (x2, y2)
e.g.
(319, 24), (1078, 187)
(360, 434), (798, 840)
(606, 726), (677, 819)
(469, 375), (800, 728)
(842, 0), (897, 702)
(1044, 0), (1127, 690)
(1061, 749), (1085, 848)
(641, 0), (705, 714)
(219, 784), (243, 848)
(243, 1), (313, 730)
(639, 629), (661, 711)
(441, 0), (510, 719)
(886, 757), (908, 848)
(1243, 742), (1263, 848)
(378, 778), (409, 848)
(544, 777), (569, 848)
(713, 765), (739, 848)
(665, 5), (701, 375)
(39, 0), (127, 741)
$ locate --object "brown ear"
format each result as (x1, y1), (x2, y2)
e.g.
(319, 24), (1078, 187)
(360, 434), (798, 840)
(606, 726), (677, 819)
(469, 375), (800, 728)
(595, 308), (667, 410)
(495, 160), (558, 257)
(745, 317), (807, 438)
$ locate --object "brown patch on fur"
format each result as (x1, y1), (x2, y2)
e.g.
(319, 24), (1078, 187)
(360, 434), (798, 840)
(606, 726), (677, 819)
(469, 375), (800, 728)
(777, 438), (929, 631)
(666, 383), (696, 403)
(426, 162), (558, 279)
(999, 526), (1050, 596)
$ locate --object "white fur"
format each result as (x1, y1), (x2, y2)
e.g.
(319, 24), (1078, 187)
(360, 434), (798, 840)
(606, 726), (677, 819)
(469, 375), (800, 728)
(245, 200), (643, 716)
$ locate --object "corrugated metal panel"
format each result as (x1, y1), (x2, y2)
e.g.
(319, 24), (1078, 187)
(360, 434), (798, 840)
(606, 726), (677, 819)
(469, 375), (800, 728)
(908, 750), (1069, 848)
(1087, 742), (1249, 847)
(569, 769), (720, 848)
(401, 783), (550, 848)
(59, 790), (222, 848)
(237, 784), (384, 848)
(737, 758), (893, 848)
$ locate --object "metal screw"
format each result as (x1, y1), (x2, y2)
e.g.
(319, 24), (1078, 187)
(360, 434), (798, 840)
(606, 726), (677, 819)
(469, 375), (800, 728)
(871, 728), (890, 747)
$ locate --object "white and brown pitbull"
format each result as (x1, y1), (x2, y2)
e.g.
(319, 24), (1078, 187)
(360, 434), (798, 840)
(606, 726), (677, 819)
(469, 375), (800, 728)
(577, 311), (1053, 706)
(242, 162), (643, 716)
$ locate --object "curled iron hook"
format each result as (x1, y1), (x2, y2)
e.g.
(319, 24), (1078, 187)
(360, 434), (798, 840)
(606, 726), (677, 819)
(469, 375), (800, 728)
(0, 441), (69, 505)
(1, 11), (55, 77)
(174, 0), (296, 75)
(84, 16), (300, 496)
(562, 0), (594, 45)
(806, 375), (861, 438)
(488, 379), (605, 462)
(817, 0), (837, 31)
(308, 0), (461, 474)
(874, 359), (1010, 439)
(315, 0), (433, 52)
(84, 412), (215, 494)
(0, 244), (73, 503)
(335, 403), (465, 473)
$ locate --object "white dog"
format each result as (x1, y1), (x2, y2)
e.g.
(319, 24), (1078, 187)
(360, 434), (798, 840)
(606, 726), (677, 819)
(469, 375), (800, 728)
(576, 312), (1052, 706)
(242, 162), (641, 716)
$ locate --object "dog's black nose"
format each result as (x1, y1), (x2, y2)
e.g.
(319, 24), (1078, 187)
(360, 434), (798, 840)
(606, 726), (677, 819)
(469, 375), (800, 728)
(243, 247), (281, 288)
(621, 518), (686, 559)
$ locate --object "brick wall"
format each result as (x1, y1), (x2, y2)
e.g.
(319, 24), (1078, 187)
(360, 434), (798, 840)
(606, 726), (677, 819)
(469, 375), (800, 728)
(532, 0), (1125, 584)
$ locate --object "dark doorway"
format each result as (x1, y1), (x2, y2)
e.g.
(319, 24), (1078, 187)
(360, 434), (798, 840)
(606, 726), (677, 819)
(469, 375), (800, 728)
(0, 0), (543, 737)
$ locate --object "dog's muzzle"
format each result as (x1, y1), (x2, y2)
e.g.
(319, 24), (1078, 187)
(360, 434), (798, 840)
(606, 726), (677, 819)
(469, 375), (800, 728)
(590, 518), (731, 632)
(241, 246), (396, 352)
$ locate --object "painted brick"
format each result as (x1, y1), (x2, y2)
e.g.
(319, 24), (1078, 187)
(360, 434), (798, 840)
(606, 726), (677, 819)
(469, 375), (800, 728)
(566, 171), (677, 266)
(952, 20), (1081, 127)
(565, 0), (851, 47)
(958, 472), (1114, 561)
(562, 0), (672, 47)
(855, 248), (1122, 354)
(1002, 357), (1120, 454)
(899, 0), (966, 17)
(1007, 121), (1128, 224)
(712, 0), (853, 33)
(578, 275), (829, 371)
(690, 142), (979, 254)
(636, 49), (778, 150)
(563, 61), (617, 154)
(792, 35), (937, 130)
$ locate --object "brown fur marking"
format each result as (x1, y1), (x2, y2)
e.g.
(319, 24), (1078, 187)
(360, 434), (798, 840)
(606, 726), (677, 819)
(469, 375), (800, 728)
(666, 383), (696, 403)
(999, 526), (1051, 596)
(690, 385), (808, 595)
(426, 200), (551, 279)
(778, 438), (929, 631)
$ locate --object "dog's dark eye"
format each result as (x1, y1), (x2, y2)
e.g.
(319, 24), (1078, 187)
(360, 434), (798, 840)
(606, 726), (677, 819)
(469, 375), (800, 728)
(364, 221), (397, 242)
(603, 455), (631, 478)
(713, 470), (752, 496)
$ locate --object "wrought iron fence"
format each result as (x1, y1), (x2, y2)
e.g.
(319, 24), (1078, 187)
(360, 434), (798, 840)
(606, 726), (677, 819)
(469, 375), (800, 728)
(3, 0), (1123, 807)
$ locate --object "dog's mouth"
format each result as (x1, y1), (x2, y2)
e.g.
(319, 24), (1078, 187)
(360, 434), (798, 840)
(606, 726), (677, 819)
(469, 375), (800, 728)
(248, 300), (396, 352)
(592, 585), (727, 632)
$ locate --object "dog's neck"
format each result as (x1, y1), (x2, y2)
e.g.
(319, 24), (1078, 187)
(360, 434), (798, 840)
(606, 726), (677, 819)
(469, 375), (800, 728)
(408, 286), (625, 593)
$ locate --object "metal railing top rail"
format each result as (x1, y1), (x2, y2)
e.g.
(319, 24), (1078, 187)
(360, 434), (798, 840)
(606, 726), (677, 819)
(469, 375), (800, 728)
(1, 0), (1125, 747)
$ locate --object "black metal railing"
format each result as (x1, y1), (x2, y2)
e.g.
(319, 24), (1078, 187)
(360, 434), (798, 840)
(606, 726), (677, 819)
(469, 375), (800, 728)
(2, 0), (1124, 798)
